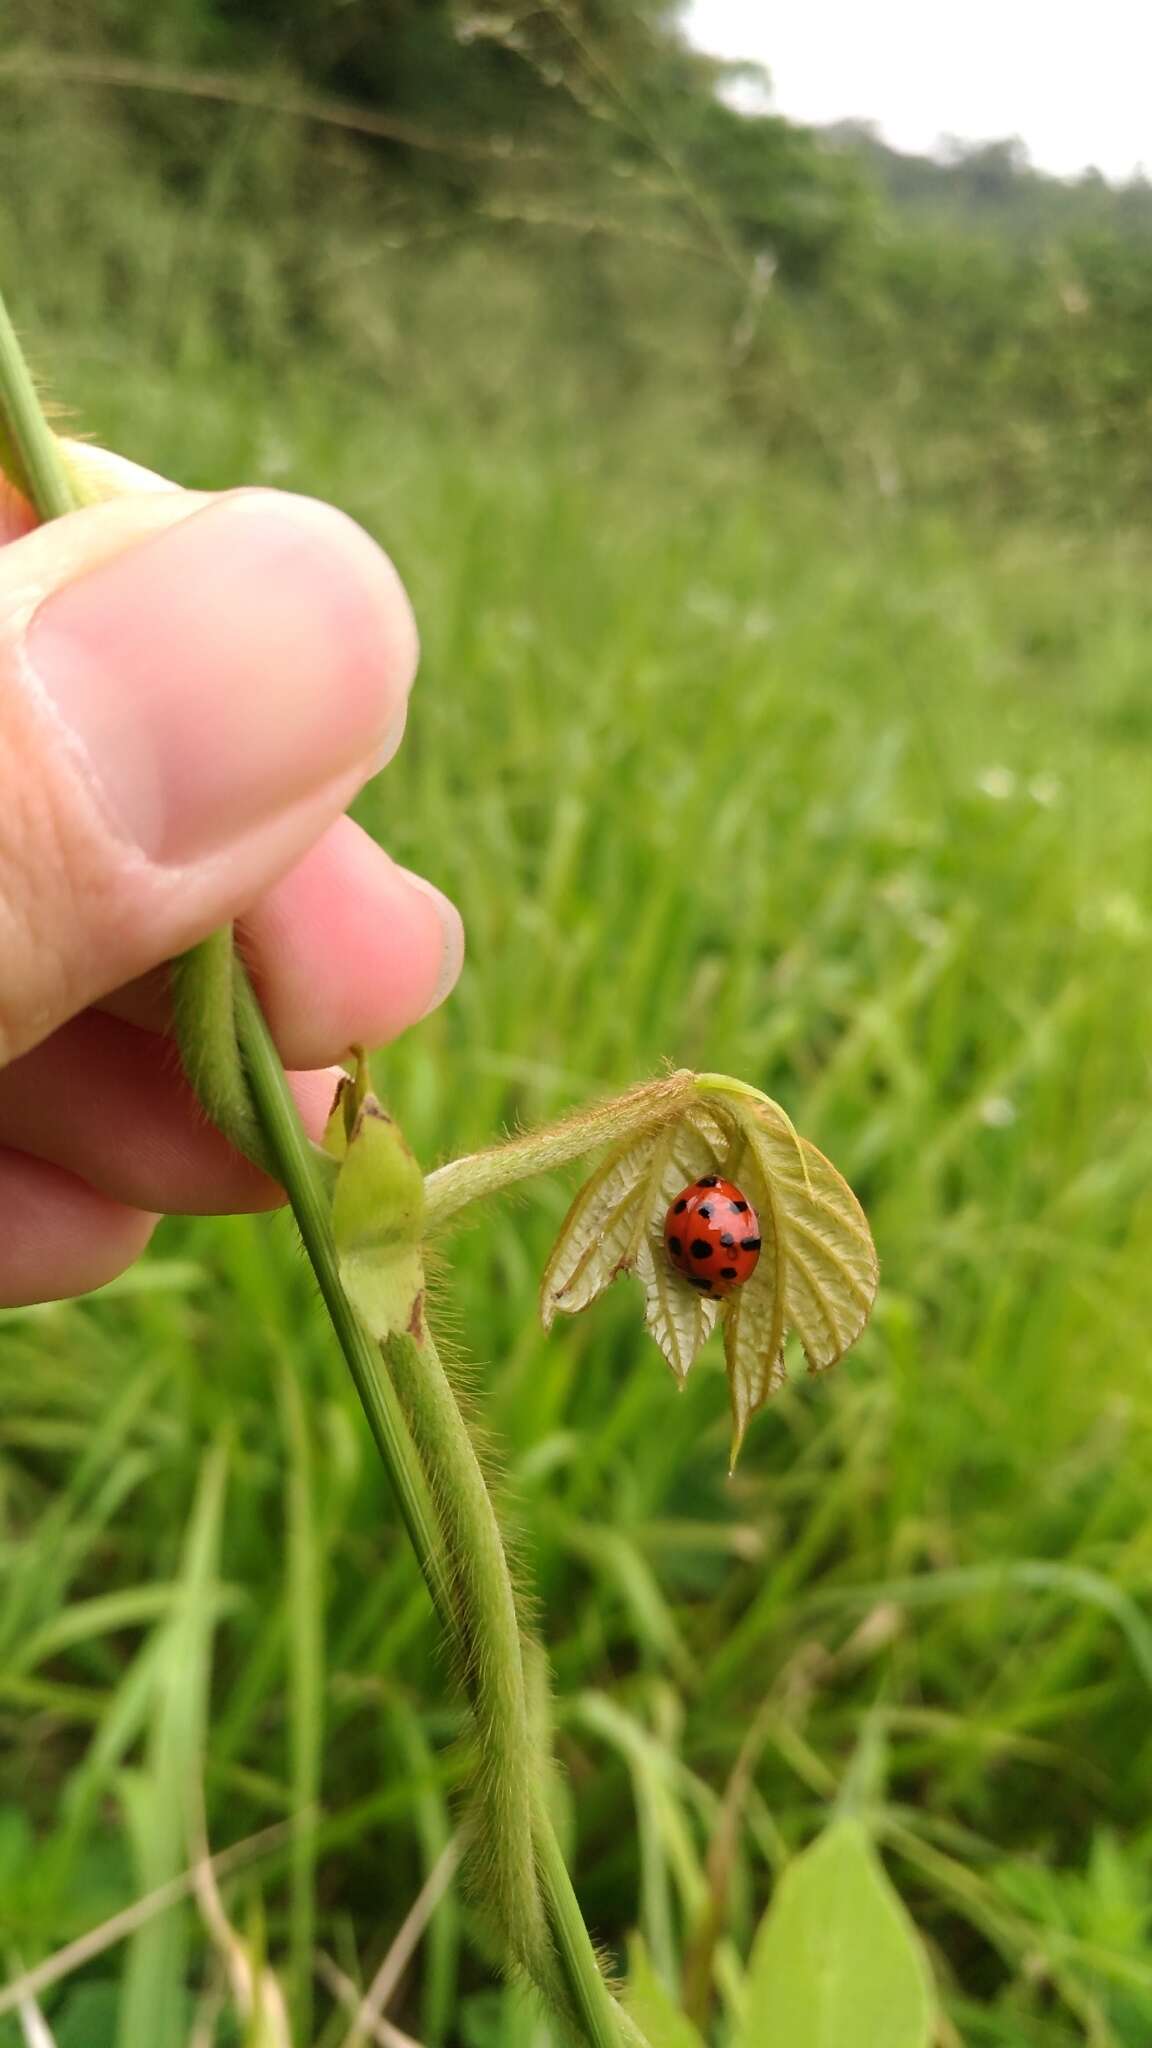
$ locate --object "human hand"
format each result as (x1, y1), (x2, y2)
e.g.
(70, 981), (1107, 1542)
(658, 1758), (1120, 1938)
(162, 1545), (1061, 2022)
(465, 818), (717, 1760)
(0, 452), (462, 1306)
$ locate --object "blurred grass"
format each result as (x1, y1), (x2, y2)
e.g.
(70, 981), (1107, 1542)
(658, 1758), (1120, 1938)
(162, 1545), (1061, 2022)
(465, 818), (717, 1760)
(3, 87), (1152, 2048)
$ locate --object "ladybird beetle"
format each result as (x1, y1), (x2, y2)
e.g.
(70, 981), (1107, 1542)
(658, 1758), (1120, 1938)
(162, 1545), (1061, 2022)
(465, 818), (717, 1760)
(663, 1176), (762, 1298)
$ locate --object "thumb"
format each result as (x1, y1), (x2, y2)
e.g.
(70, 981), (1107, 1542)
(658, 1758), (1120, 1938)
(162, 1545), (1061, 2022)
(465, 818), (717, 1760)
(0, 486), (417, 1065)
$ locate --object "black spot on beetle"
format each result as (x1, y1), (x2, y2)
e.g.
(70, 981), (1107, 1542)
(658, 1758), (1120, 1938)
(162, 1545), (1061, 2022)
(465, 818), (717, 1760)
(668, 1234), (682, 1256)
(719, 1265), (738, 1281)
(686, 1274), (713, 1292)
(674, 1198), (687, 1214)
(731, 1198), (749, 1213)
(690, 1239), (713, 1261)
(741, 1236), (762, 1253)
(697, 1175), (720, 1188)
(697, 1204), (712, 1220)
(719, 1231), (736, 1249)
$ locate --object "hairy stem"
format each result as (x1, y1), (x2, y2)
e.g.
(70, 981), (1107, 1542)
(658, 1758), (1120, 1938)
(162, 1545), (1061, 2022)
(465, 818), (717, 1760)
(237, 979), (629, 2047)
(0, 293), (76, 517)
(423, 1073), (696, 1230)
(171, 934), (273, 1173)
(380, 1326), (553, 1987)
(233, 973), (454, 1614)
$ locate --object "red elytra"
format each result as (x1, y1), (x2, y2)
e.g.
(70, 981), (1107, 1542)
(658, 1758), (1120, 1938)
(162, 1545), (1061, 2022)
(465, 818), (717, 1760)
(663, 1176), (762, 1298)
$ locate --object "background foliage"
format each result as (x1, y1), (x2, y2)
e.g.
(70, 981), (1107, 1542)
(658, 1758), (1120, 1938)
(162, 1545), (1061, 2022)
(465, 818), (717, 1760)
(3, 4), (1152, 2044)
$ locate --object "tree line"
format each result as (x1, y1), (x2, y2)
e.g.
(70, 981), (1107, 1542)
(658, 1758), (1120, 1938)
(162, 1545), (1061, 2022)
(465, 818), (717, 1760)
(7, 0), (1152, 513)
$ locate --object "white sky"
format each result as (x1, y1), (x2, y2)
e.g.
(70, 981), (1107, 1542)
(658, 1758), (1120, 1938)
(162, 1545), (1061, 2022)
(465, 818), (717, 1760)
(683, 1), (1152, 183)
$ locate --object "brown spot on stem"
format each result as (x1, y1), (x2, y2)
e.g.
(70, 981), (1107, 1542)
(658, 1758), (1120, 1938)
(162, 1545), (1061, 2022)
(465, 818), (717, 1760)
(407, 1289), (425, 1342)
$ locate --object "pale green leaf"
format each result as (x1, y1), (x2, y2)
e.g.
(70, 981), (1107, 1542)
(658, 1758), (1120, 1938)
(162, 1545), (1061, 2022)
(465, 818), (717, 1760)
(539, 1081), (876, 1433)
(634, 1235), (720, 1380)
(634, 1106), (736, 1378)
(737, 1820), (934, 2048)
(624, 1935), (706, 2048)
(722, 1127), (788, 1460)
(541, 1107), (733, 1379)
(750, 1106), (878, 1373)
(540, 1129), (660, 1329)
(701, 1091), (879, 1455)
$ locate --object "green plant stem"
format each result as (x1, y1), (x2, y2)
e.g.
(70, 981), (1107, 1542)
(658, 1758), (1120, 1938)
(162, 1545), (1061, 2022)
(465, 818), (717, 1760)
(171, 931), (273, 1174)
(379, 1320), (551, 1986)
(0, 293), (76, 517)
(423, 1072), (696, 1228)
(234, 975), (629, 2048)
(538, 1822), (643, 2048)
(232, 973), (453, 1613)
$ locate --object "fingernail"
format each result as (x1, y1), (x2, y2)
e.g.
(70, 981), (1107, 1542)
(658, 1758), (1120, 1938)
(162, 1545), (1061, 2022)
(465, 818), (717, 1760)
(371, 700), (409, 776)
(27, 491), (418, 865)
(397, 868), (466, 1014)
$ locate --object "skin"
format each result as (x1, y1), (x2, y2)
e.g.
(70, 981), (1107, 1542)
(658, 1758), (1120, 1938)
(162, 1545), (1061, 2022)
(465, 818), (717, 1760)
(0, 448), (463, 1305)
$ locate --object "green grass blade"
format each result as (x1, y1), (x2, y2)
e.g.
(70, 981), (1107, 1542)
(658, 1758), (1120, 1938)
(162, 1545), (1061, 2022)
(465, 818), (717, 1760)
(114, 1444), (229, 2048)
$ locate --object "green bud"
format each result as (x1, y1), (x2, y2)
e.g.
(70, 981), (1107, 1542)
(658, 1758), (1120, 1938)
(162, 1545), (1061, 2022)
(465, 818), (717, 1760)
(330, 1094), (427, 1342)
